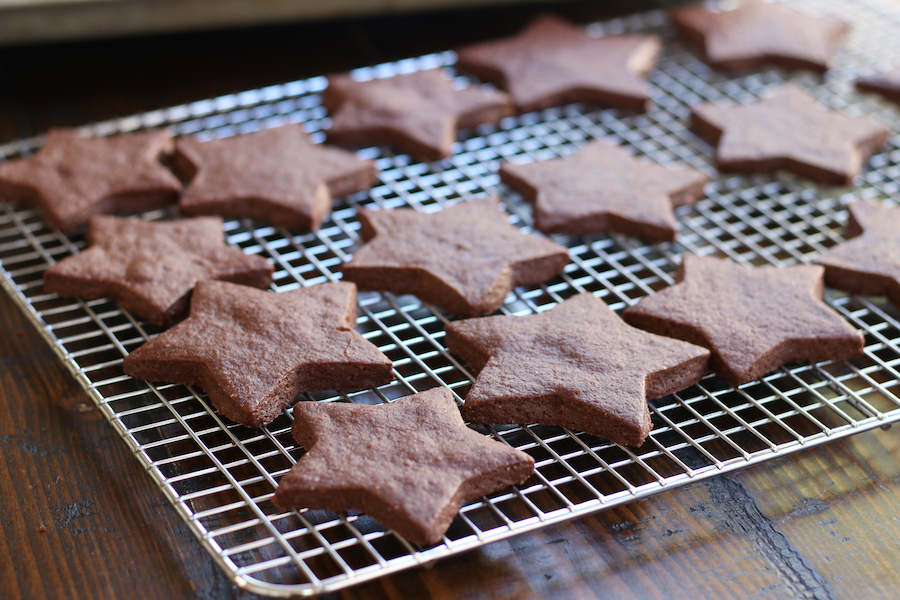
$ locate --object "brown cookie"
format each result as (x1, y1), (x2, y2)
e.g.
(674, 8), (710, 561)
(815, 200), (900, 306)
(671, 0), (848, 72)
(445, 293), (709, 446)
(341, 197), (569, 318)
(455, 14), (661, 113)
(500, 140), (707, 242)
(857, 69), (900, 104)
(174, 124), (377, 231)
(623, 255), (864, 387)
(43, 216), (274, 327)
(0, 129), (181, 231)
(322, 69), (513, 162)
(691, 84), (889, 185)
(123, 281), (393, 427)
(272, 386), (534, 546)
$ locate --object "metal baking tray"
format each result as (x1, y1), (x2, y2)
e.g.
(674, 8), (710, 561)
(2, 0), (900, 595)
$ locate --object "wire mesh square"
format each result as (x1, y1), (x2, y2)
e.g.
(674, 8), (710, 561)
(2, 0), (900, 595)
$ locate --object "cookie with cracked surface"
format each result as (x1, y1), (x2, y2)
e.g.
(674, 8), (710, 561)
(341, 197), (569, 318)
(44, 215), (274, 326)
(499, 140), (707, 242)
(815, 200), (900, 307)
(174, 124), (377, 231)
(272, 386), (534, 546)
(0, 129), (181, 231)
(623, 254), (864, 387)
(455, 14), (661, 113)
(322, 69), (513, 162)
(123, 281), (393, 427)
(691, 84), (889, 185)
(672, 0), (848, 72)
(445, 293), (710, 446)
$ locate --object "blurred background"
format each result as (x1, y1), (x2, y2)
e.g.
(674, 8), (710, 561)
(0, 0), (679, 144)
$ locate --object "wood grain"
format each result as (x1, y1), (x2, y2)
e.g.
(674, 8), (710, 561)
(0, 291), (244, 600)
(737, 430), (900, 598)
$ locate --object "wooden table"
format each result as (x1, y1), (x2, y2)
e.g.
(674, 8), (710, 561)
(2, 2), (900, 598)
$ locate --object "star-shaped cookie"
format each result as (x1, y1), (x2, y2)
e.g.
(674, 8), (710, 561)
(173, 124), (377, 232)
(691, 84), (889, 185)
(500, 140), (707, 242)
(623, 255), (864, 386)
(671, 0), (848, 72)
(857, 69), (900, 104)
(815, 200), (900, 306)
(455, 14), (662, 113)
(0, 129), (181, 231)
(123, 281), (394, 427)
(341, 197), (569, 317)
(43, 216), (274, 326)
(272, 387), (534, 546)
(445, 293), (710, 446)
(322, 69), (513, 161)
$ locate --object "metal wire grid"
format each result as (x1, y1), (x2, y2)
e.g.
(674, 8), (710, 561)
(3, 0), (900, 595)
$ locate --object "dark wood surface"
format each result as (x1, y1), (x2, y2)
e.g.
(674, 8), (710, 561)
(2, 2), (900, 599)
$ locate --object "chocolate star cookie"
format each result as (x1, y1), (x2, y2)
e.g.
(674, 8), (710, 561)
(857, 69), (900, 104)
(455, 14), (661, 113)
(500, 141), (707, 242)
(691, 84), (889, 185)
(445, 293), (709, 446)
(124, 281), (393, 427)
(322, 69), (513, 161)
(0, 129), (181, 231)
(672, 0), (848, 72)
(44, 216), (274, 326)
(623, 255), (864, 387)
(815, 200), (900, 306)
(272, 387), (534, 546)
(341, 197), (569, 317)
(174, 124), (377, 231)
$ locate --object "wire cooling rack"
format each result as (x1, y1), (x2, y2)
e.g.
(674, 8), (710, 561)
(3, 0), (900, 595)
